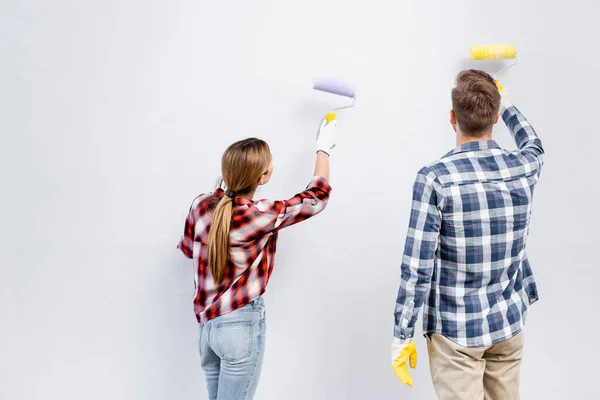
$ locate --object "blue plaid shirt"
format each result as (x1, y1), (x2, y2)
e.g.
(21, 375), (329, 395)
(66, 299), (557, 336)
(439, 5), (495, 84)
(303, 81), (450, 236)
(394, 101), (544, 347)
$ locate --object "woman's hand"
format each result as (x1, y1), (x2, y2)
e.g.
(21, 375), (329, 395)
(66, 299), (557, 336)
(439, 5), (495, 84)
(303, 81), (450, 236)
(316, 118), (338, 156)
(313, 118), (336, 181)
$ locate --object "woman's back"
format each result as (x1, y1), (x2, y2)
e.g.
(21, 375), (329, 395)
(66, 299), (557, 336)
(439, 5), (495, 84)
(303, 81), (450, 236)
(178, 177), (331, 322)
(178, 126), (337, 400)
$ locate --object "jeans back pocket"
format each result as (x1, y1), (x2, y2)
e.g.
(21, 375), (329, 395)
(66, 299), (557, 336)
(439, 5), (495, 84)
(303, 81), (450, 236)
(215, 321), (253, 362)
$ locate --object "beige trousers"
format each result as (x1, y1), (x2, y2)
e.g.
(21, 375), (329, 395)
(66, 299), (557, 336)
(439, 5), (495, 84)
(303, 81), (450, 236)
(427, 331), (524, 400)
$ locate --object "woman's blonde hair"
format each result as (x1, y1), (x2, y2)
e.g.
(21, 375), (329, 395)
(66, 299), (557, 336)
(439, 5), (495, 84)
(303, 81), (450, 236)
(208, 138), (272, 284)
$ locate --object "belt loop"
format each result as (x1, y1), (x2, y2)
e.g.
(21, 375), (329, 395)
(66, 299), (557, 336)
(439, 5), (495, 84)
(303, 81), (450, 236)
(253, 296), (263, 308)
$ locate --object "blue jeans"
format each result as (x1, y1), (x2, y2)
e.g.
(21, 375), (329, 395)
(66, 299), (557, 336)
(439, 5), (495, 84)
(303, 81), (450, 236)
(198, 297), (266, 400)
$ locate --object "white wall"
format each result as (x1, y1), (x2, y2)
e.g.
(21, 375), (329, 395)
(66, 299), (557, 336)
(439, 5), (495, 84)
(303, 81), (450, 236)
(2, 0), (599, 399)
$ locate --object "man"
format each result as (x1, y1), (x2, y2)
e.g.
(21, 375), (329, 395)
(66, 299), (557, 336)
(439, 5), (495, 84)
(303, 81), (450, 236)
(391, 69), (544, 399)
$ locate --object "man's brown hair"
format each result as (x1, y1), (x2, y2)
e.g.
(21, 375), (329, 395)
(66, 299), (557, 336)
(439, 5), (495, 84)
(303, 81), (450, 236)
(451, 69), (501, 136)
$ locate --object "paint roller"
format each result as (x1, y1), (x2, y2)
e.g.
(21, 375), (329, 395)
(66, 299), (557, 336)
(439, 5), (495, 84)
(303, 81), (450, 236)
(470, 43), (517, 91)
(312, 77), (356, 125)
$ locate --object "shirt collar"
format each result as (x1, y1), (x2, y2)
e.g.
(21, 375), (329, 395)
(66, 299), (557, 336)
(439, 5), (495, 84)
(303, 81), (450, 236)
(444, 140), (501, 157)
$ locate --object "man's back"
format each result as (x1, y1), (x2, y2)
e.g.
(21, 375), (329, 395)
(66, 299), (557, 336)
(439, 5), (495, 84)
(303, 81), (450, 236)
(426, 123), (543, 346)
(394, 100), (544, 348)
(392, 70), (544, 398)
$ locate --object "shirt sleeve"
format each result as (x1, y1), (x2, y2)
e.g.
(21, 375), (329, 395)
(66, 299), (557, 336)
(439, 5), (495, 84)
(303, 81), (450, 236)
(394, 167), (443, 340)
(257, 176), (332, 232)
(177, 201), (197, 259)
(501, 101), (545, 175)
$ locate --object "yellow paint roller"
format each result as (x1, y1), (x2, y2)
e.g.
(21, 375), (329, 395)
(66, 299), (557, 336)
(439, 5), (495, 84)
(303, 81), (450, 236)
(470, 43), (517, 91)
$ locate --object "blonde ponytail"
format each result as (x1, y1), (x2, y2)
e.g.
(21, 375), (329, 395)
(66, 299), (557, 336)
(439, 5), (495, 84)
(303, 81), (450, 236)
(207, 138), (272, 285)
(208, 196), (234, 284)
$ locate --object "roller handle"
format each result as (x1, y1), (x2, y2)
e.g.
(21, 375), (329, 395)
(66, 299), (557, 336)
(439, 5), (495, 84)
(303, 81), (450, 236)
(325, 112), (337, 125)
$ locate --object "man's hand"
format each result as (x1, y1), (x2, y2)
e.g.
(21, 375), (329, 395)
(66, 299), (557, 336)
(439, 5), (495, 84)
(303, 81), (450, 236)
(391, 338), (418, 387)
(499, 86), (512, 109)
(494, 78), (505, 93)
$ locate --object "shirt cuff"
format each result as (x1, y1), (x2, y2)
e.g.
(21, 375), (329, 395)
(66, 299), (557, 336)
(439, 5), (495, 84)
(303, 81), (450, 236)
(394, 325), (415, 341)
(308, 176), (332, 193)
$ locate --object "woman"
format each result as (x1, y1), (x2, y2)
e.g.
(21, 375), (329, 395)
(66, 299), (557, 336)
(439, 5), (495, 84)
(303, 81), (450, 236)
(178, 118), (337, 400)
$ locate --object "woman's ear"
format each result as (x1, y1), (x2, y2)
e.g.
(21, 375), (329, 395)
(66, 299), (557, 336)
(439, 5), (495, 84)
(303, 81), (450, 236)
(259, 162), (274, 186)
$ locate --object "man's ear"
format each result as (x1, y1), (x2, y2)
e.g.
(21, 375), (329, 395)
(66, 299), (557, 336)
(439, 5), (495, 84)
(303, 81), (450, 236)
(450, 110), (457, 125)
(493, 112), (500, 125)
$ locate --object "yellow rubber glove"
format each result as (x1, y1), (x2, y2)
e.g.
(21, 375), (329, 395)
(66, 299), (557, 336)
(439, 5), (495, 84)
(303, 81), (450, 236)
(391, 338), (417, 387)
(494, 79), (504, 93)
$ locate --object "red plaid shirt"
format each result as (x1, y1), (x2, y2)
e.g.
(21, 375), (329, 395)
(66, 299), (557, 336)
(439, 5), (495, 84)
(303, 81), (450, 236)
(178, 177), (332, 322)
